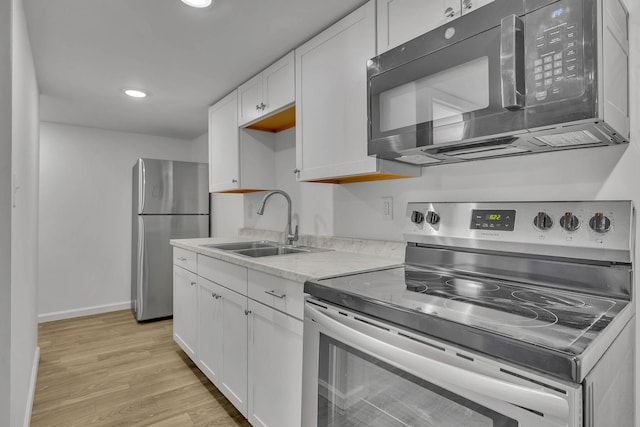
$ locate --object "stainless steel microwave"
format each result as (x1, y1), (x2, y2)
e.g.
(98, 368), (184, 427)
(367, 0), (629, 166)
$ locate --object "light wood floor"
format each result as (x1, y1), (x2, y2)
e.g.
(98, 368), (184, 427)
(32, 310), (251, 427)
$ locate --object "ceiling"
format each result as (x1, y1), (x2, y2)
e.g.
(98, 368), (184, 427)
(23, 0), (368, 140)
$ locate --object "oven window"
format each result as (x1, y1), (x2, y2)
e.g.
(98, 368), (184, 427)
(378, 56), (490, 143)
(317, 334), (516, 427)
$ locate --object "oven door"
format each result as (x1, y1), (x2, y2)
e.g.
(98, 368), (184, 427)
(302, 300), (581, 427)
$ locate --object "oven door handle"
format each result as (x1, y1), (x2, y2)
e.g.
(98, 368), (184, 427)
(306, 304), (570, 421)
(500, 14), (525, 111)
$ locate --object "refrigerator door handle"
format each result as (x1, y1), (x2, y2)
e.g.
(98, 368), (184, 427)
(137, 216), (145, 317)
(139, 159), (146, 214)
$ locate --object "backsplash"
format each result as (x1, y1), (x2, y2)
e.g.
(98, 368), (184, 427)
(238, 228), (405, 261)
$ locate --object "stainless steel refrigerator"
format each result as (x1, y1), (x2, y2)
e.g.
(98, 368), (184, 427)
(131, 158), (209, 321)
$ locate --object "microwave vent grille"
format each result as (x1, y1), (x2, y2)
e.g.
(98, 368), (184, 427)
(396, 155), (443, 165)
(534, 130), (601, 147)
(448, 145), (528, 160)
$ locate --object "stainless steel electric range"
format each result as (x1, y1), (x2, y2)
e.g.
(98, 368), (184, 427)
(302, 201), (635, 427)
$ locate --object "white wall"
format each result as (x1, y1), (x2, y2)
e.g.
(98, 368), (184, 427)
(211, 193), (245, 237)
(198, 109), (328, 239)
(191, 131), (208, 162)
(9, 0), (40, 425)
(243, 128), (335, 237)
(237, 131), (634, 242)
(332, 145), (632, 240)
(38, 123), (202, 321)
(0, 0), (12, 422)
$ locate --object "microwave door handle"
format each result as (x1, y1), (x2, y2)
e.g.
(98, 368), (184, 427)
(500, 14), (525, 111)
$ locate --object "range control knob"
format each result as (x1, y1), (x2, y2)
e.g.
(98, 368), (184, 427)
(559, 212), (580, 231)
(425, 210), (440, 225)
(410, 210), (424, 224)
(589, 212), (611, 233)
(533, 212), (553, 230)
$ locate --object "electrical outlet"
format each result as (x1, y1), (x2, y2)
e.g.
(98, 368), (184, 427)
(381, 196), (393, 221)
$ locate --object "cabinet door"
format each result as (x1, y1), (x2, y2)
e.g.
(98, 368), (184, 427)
(248, 300), (303, 427)
(295, 1), (378, 181)
(238, 74), (263, 126)
(219, 285), (249, 417)
(197, 278), (224, 387)
(173, 265), (197, 359)
(377, 0), (461, 53)
(209, 90), (240, 192)
(462, 0), (495, 15)
(262, 51), (295, 116)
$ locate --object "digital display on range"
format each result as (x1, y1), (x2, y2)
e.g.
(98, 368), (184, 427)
(470, 210), (516, 231)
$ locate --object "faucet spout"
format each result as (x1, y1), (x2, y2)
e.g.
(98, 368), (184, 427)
(256, 190), (298, 245)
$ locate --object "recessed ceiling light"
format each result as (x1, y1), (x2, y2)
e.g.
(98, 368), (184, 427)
(124, 89), (147, 98)
(181, 0), (212, 8)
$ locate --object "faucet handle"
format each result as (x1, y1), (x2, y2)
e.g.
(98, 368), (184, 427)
(287, 224), (299, 245)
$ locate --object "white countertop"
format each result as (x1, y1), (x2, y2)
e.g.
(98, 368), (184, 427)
(170, 236), (404, 283)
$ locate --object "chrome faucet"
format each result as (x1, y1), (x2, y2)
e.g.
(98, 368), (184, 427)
(256, 190), (299, 245)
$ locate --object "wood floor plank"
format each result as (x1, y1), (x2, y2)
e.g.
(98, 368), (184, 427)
(32, 310), (251, 427)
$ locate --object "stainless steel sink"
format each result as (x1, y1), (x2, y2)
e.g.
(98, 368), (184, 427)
(233, 246), (310, 257)
(200, 241), (330, 258)
(200, 241), (279, 251)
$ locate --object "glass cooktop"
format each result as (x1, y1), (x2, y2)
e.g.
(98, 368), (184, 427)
(310, 265), (628, 357)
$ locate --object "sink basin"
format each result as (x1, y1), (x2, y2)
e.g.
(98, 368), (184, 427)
(233, 246), (310, 257)
(200, 240), (330, 258)
(200, 241), (279, 251)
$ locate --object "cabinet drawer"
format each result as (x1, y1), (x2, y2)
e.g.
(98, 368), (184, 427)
(173, 247), (197, 273)
(198, 254), (247, 295)
(248, 270), (303, 320)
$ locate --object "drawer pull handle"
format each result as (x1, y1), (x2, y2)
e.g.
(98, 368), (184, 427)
(265, 290), (286, 299)
(177, 257), (187, 261)
(244, 309), (252, 315)
(211, 292), (221, 300)
(190, 282), (197, 286)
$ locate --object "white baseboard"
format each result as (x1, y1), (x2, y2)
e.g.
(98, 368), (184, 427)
(38, 301), (131, 323)
(24, 346), (39, 427)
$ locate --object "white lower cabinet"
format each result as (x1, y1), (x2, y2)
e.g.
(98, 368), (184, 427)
(218, 283), (249, 416)
(173, 265), (197, 359)
(197, 276), (249, 417)
(196, 279), (224, 388)
(248, 299), (303, 427)
(175, 253), (303, 426)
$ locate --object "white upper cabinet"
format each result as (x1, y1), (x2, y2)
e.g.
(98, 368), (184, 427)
(208, 90), (275, 193)
(238, 74), (263, 127)
(209, 91), (240, 192)
(377, 0), (459, 53)
(461, 0), (495, 16)
(295, 0), (418, 182)
(295, 2), (376, 182)
(262, 51), (295, 118)
(377, 0), (495, 54)
(238, 51), (295, 127)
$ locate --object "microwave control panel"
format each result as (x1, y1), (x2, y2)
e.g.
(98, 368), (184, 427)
(526, 0), (585, 106)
